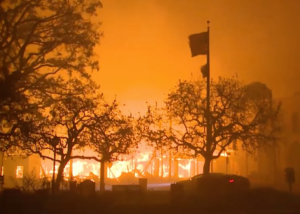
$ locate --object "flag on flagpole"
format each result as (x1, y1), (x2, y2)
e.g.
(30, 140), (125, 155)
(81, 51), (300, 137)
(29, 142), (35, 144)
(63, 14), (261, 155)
(188, 32), (208, 57)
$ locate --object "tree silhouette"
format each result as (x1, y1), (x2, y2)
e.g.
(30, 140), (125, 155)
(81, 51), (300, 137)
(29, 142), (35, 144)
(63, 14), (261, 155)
(142, 104), (168, 145)
(142, 104), (171, 165)
(19, 80), (101, 192)
(0, 0), (102, 148)
(147, 76), (281, 175)
(88, 99), (141, 192)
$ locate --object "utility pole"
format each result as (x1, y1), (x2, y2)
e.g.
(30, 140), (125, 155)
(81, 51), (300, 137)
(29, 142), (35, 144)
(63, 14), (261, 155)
(245, 151), (249, 177)
(68, 71), (73, 185)
(161, 147), (163, 178)
(196, 157), (199, 175)
(0, 151), (3, 176)
(168, 117), (172, 180)
(51, 136), (60, 194)
(168, 150), (172, 180)
(206, 21), (213, 173)
(0, 151), (4, 191)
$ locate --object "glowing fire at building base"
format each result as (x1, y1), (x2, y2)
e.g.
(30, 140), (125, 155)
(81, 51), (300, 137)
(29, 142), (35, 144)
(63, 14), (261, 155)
(41, 148), (231, 186)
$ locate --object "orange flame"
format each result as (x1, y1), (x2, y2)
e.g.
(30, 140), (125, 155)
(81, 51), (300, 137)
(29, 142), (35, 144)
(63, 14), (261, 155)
(42, 149), (211, 180)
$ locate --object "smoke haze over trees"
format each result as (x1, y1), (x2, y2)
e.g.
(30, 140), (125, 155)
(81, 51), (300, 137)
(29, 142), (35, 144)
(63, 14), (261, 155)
(0, 0), (289, 196)
(144, 76), (282, 174)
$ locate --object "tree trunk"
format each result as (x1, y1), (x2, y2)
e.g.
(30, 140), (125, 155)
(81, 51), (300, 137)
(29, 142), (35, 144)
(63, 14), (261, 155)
(203, 157), (211, 175)
(100, 160), (105, 192)
(54, 161), (68, 193)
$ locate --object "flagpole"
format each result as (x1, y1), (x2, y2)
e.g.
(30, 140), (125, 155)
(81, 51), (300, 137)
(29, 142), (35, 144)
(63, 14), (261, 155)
(206, 20), (213, 173)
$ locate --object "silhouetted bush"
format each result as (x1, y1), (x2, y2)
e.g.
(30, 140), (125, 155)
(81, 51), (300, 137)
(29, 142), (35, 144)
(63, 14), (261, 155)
(10, 171), (50, 193)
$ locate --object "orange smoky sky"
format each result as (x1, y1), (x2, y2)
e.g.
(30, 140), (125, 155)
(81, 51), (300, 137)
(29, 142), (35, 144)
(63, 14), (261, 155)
(91, 0), (300, 114)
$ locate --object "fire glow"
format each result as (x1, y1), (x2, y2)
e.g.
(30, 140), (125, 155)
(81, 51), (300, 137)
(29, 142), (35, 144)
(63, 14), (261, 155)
(42, 149), (208, 180)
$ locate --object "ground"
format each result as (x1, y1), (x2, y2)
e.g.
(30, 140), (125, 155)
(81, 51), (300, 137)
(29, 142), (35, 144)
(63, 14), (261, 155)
(1, 187), (300, 214)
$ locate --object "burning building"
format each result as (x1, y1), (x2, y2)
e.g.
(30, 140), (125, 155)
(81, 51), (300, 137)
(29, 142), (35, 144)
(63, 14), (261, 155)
(41, 148), (206, 185)
(0, 144), (244, 191)
(0, 153), (41, 189)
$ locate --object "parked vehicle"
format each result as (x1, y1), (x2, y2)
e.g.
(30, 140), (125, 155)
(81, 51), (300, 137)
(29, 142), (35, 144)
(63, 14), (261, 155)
(172, 173), (250, 195)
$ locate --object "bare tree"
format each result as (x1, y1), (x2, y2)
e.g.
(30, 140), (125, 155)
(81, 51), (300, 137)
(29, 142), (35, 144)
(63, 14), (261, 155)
(142, 104), (168, 144)
(0, 0), (102, 146)
(142, 104), (172, 163)
(19, 80), (102, 193)
(88, 99), (141, 192)
(147, 76), (281, 175)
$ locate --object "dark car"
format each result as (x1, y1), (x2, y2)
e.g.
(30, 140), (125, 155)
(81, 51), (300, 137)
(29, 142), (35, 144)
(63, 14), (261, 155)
(172, 173), (250, 195)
